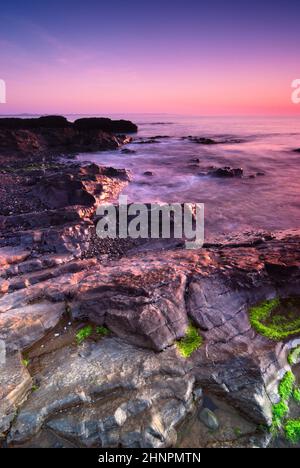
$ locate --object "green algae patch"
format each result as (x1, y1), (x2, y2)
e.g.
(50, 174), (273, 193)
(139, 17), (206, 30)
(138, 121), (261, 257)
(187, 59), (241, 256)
(21, 358), (30, 367)
(293, 387), (300, 403)
(272, 401), (289, 430)
(278, 371), (295, 401)
(288, 345), (300, 366)
(270, 371), (296, 433)
(284, 419), (300, 444)
(75, 324), (111, 345)
(76, 325), (93, 344)
(249, 297), (300, 341)
(176, 324), (203, 358)
(96, 326), (110, 336)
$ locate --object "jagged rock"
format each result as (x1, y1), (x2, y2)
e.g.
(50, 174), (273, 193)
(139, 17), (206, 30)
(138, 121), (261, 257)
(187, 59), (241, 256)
(208, 167), (243, 178)
(73, 118), (137, 133)
(0, 228), (299, 441)
(29, 164), (130, 210)
(0, 302), (66, 351)
(0, 116), (70, 129)
(0, 125), (299, 447)
(0, 351), (32, 436)
(8, 338), (194, 448)
(183, 136), (244, 145)
(0, 246), (30, 267)
(0, 116), (136, 155)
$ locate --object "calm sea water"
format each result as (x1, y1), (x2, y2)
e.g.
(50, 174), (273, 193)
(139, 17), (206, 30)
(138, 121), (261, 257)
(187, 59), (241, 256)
(76, 114), (300, 239)
(7, 113), (300, 238)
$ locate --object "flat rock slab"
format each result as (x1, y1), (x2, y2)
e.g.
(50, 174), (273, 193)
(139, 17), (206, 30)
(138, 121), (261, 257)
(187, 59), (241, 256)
(8, 337), (193, 448)
(0, 351), (32, 436)
(0, 302), (66, 351)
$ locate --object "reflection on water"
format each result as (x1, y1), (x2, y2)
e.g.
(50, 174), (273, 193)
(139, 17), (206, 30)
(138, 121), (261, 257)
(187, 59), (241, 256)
(77, 114), (300, 238)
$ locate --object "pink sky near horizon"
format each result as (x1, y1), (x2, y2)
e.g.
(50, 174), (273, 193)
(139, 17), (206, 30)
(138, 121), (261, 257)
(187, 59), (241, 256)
(1, 2), (300, 116)
(2, 64), (300, 116)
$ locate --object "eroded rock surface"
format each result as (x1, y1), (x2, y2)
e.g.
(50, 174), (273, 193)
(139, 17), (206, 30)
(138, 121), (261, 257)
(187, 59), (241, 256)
(0, 351), (32, 437)
(0, 131), (299, 447)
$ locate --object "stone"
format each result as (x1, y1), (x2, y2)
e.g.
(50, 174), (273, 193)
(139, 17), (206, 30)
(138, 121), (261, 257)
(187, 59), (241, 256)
(0, 302), (66, 351)
(0, 351), (32, 436)
(209, 166), (243, 178)
(0, 124), (300, 447)
(0, 116), (136, 155)
(199, 408), (219, 430)
(8, 338), (194, 448)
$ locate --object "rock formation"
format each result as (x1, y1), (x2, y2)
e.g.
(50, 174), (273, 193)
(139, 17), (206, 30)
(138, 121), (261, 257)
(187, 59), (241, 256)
(0, 116), (137, 156)
(0, 118), (299, 448)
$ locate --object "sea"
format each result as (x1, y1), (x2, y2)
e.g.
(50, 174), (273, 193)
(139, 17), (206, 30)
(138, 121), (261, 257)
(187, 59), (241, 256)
(76, 114), (300, 239)
(5, 113), (300, 240)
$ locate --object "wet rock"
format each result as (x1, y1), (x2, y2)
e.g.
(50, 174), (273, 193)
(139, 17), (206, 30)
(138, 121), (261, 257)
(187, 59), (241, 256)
(183, 136), (244, 145)
(0, 116), (70, 130)
(0, 351), (32, 436)
(29, 163), (130, 210)
(71, 267), (189, 351)
(8, 338), (194, 448)
(143, 171), (154, 176)
(187, 137), (216, 145)
(199, 408), (219, 430)
(209, 166), (243, 178)
(0, 302), (66, 351)
(121, 148), (136, 154)
(134, 139), (161, 145)
(0, 116), (137, 155)
(0, 138), (299, 449)
(73, 118), (137, 134)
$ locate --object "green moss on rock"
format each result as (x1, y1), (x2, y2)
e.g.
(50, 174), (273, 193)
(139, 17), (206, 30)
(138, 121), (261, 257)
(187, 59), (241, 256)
(75, 325), (93, 344)
(288, 345), (300, 366)
(284, 419), (300, 444)
(249, 297), (300, 341)
(293, 387), (300, 403)
(176, 324), (203, 358)
(96, 326), (110, 336)
(278, 371), (295, 401)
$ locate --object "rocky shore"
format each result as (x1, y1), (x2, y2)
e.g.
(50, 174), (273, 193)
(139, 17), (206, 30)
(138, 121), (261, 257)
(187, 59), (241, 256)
(0, 116), (136, 156)
(0, 117), (300, 448)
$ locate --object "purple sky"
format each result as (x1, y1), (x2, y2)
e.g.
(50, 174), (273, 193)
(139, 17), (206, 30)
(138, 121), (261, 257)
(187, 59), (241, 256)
(1, 0), (300, 114)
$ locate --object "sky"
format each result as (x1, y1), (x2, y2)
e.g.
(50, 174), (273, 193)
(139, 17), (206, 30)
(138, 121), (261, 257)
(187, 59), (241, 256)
(0, 0), (300, 115)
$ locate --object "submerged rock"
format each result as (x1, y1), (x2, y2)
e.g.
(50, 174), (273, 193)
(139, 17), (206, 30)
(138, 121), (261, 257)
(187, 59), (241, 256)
(183, 136), (244, 145)
(208, 166), (243, 178)
(121, 148), (136, 154)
